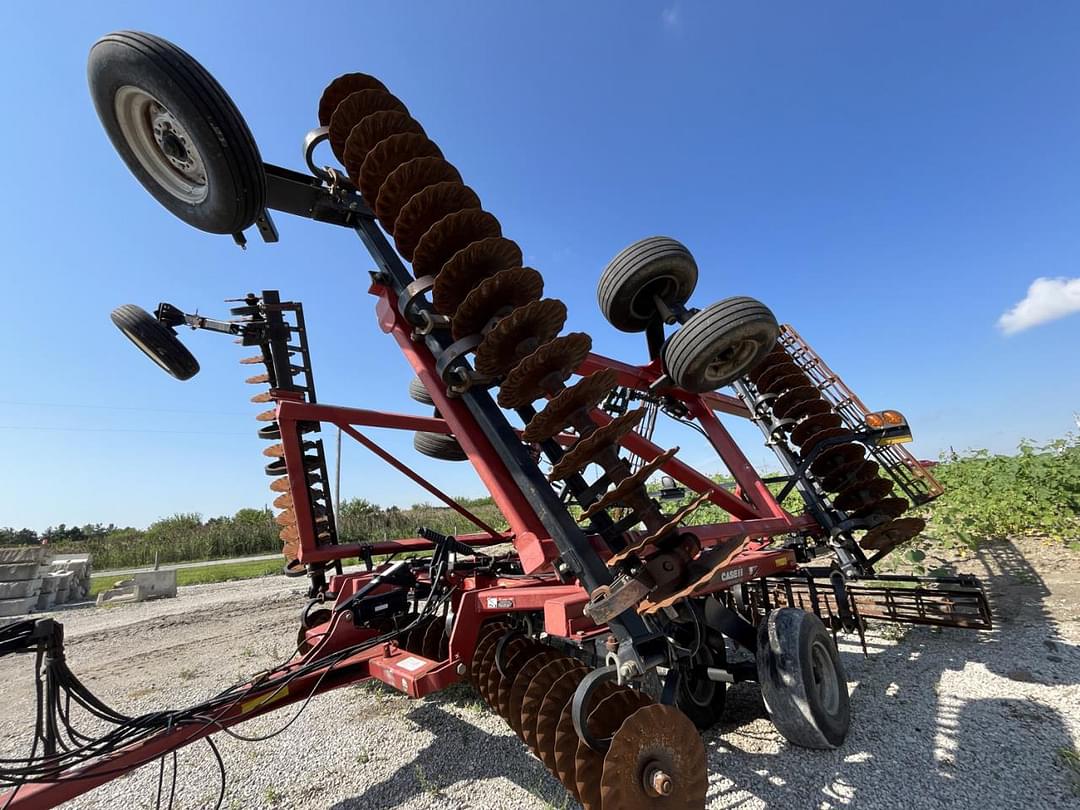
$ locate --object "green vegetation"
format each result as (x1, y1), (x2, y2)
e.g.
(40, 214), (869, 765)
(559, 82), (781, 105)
(921, 435), (1080, 547)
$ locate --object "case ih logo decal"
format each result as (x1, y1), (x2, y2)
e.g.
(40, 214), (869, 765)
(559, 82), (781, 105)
(486, 597), (515, 609)
(720, 564), (759, 583)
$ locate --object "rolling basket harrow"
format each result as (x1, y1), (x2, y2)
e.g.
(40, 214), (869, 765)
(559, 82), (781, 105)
(0, 31), (992, 809)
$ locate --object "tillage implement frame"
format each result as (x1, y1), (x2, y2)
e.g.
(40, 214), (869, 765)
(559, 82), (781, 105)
(0, 30), (991, 810)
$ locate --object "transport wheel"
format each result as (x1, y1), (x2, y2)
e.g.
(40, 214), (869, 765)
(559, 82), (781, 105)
(408, 376), (435, 405)
(597, 236), (698, 332)
(88, 31), (265, 234)
(675, 643), (727, 730)
(110, 305), (199, 380)
(662, 297), (778, 392)
(413, 431), (468, 461)
(756, 607), (850, 749)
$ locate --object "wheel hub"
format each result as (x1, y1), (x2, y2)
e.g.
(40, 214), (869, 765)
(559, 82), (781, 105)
(114, 86), (208, 203)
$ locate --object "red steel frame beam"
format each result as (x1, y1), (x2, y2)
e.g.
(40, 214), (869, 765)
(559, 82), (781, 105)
(273, 284), (817, 571)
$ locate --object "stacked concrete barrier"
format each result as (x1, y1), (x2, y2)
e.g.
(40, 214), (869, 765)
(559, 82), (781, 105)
(47, 555), (92, 604)
(0, 549), (94, 616)
(0, 547), (46, 617)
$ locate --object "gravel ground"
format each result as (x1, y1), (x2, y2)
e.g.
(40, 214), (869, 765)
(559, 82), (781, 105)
(1, 539), (1078, 809)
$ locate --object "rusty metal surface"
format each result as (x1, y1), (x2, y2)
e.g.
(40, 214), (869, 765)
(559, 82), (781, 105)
(600, 704), (708, 810)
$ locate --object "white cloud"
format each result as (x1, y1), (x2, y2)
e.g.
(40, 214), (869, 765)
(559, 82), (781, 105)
(997, 277), (1080, 334)
(661, 4), (681, 28)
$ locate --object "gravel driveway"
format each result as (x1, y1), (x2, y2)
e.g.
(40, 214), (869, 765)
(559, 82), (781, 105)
(1, 539), (1077, 809)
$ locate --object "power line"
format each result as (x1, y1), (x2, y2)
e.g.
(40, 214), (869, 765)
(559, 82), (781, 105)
(0, 426), (250, 436)
(0, 400), (249, 417)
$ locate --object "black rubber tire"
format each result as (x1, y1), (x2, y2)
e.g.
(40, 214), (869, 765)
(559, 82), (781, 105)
(88, 31), (265, 234)
(662, 297), (778, 392)
(756, 608), (850, 749)
(676, 642), (728, 730)
(408, 376), (435, 406)
(110, 305), (199, 380)
(413, 431), (468, 462)
(597, 236), (698, 332)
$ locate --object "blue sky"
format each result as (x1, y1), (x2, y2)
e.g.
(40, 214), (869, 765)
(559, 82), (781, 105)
(2, 2), (1078, 532)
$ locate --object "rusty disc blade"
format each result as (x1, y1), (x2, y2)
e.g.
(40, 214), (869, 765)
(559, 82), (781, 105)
(279, 524), (299, 543)
(783, 397), (833, 424)
(262, 443), (285, 458)
(318, 73), (388, 127)
(600, 704), (708, 810)
(810, 442), (865, 478)
(536, 668), (588, 776)
(469, 623), (509, 689)
(861, 516), (925, 552)
(834, 477), (894, 512)
(250, 391), (273, 403)
(480, 636), (529, 708)
(452, 267), (545, 341)
(246, 373), (270, 384)
(421, 617), (445, 660)
(790, 412), (843, 446)
(754, 361), (802, 393)
(496, 333), (593, 408)
(495, 644), (547, 723)
(431, 236), (524, 314)
(275, 509), (297, 527)
(403, 617), (436, 654)
(269, 477), (291, 493)
(393, 181), (482, 261)
(797, 426), (853, 456)
(374, 156), (462, 230)
(273, 493), (293, 510)
(762, 370), (813, 397)
(239, 355), (266, 365)
(772, 385), (821, 419)
(552, 681), (619, 801)
(520, 658), (583, 752)
(852, 495), (909, 521)
(608, 491), (711, 566)
(523, 370), (619, 443)
(410, 209), (502, 279)
(343, 111), (425, 175)
(330, 89), (408, 165)
(747, 346), (789, 384)
(255, 409), (277, 422)
(637, 536), (749, 614)
(575, 688), (655, 810)
(821, 458), (880, 492)
(358, 132), (443, 205)
(548, 409), (646, 482)
(490, 639), (540, 717)
(580, 447), (679, 522)
(474, 299), (568, 376)
(507, 652), (561, 736)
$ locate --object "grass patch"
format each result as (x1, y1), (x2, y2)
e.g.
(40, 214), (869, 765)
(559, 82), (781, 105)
(89, 558), (285, 597)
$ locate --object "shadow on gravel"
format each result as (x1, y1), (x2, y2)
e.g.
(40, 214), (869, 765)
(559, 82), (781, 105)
(702, 538), (1080, 809)
(328, 685), (573, 810)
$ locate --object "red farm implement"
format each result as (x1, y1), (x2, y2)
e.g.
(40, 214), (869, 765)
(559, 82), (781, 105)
(0, 31), (990, 810)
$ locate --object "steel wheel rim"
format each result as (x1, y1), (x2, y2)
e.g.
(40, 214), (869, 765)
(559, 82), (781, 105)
(114, 86), (208, 204)
(809, 639), (840, 716)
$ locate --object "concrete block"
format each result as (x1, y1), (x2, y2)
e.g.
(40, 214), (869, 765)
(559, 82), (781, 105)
(133, 570), (177, 601)
(0, 596), (37, 617)
(0, 547), (48, 564)
(0, 562), (42, 581)
(53, 572), (73, 605)
(35, 590), (56, 611)
(38, 574), (60, 594)
(0, 579), (41, 599)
